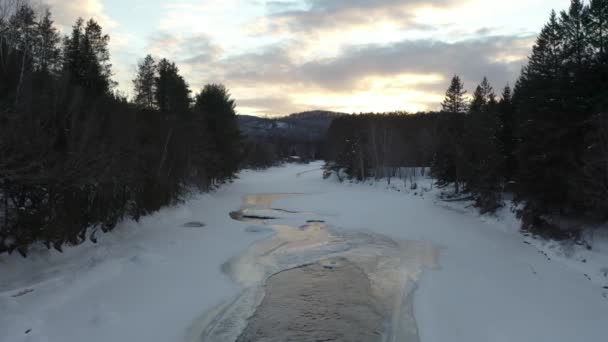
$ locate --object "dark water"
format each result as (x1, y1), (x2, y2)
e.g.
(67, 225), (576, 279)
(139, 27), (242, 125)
(236, 259), (384, 342)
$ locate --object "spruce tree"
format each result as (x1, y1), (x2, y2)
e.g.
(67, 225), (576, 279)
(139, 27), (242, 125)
(497, 85), (516, 181)
(154, 58), (190, 114)
(469, 77), (494, 113)
(527, 11), (563, 84)
(0, 5), (248, 255)
(588, 0), (608, 60)
(194, 84), (242, 180)
(462, 77), (501, 211)
(514, 5), (598, 221)
(34, 9), (61, 74)
(561, 0), (592, 69)
(63, 18), (84, 83)
(441, 75), (467, 113)
(433, 77), (468, 193)
(133, 54), (157, 109)
(83, 19), (113, 91)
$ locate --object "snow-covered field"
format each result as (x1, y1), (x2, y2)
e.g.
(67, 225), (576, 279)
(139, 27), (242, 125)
(1, 162), (607, 342)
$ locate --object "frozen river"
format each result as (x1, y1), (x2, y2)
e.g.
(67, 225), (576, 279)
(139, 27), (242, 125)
(192, 193), (439, 341)
(2, 162), (606, 342)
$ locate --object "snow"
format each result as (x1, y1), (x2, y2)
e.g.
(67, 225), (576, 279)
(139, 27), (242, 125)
(1, 162), (608, 342)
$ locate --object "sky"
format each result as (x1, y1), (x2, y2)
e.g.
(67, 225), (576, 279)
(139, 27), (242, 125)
(39, 0), (570, 116)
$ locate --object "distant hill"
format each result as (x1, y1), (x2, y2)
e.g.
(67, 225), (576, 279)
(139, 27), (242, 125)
(237, 110), (345, 142)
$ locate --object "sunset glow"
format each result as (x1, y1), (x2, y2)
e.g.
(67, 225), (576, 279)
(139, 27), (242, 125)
(42, 0), (569, 115)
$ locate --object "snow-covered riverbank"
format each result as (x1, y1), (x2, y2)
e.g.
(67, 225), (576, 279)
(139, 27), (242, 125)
(1, 162), (607, 342)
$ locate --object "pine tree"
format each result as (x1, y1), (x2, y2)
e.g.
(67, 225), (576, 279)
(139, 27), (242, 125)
(133, 54), (156, 109)
(588, 0), (608, 61)
(441, 75), (467, 113)
(154, 58), (190, 114)
(527, 11), (563, 83)
(513, 5), (599, 221)
(34, 9), (61, 74)
(498, 85), (516, 181)
(194, 84), (242, 180)
(561, 0), (592, 69)
(63, 18), (84, 81)
(462, 77), (501, 211)
(83, 19), (113, 91)
(0, 5), (248, 255)
(469, 77), (494, 113)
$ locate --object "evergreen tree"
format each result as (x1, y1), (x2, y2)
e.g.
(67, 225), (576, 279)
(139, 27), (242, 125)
(63, 18), (84, 84)
(561, 0), (595, 113)
(469, 77), (495, 113)
(581, 112), (608, 217)
(441, 75), (467, 113)
(83, 19), (113, 92)
(526, 11), (563, 85)
(588, 0), (608, 112)
(561, 0), (592, 69)
(0, 6), (246, 255)
(154, 58), (190, 114)
(433, 77), (469, 192)
(62, 18), (113, 94)
(463, 78), (502, 211)
(194, 84), (242, 180)
(497, 85), (516, 181)
(133, 54), (156, 109)
(34, 9), (61, 74)
(431, 112), (466, 193)
(513, 4), (604, 225)
(588, 0), (608, 60)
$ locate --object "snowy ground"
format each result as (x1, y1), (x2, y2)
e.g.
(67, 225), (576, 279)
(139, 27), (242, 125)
(1, 162), (607, 342)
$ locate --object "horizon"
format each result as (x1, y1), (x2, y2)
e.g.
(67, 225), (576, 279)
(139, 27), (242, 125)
(38, 0), (568, 117)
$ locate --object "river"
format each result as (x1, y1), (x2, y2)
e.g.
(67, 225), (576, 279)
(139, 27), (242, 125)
(190, 193), (439, 342)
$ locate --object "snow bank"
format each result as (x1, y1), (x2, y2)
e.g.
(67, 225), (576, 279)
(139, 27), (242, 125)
(346, 171), (608, 290)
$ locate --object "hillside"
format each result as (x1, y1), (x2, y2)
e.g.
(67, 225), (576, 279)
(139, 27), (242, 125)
(237, 111), (344, 142)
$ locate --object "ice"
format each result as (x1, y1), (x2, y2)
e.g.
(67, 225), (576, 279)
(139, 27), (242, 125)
(1, 162), (607, 342)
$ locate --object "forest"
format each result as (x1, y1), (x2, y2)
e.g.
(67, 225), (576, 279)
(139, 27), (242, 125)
(0, 2), (242, 255)
(324, 0), (608, 237)
(1, 0), (607, 255)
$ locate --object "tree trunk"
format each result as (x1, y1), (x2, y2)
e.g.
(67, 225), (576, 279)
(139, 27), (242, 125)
(158, 128), (173, 178)
(359, 149), (365, 181)
(370, 124), (379, 180)
(14, 46), (26, 107)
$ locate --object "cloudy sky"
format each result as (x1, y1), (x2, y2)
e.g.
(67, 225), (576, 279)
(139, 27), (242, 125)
(42, 0), (568, 116)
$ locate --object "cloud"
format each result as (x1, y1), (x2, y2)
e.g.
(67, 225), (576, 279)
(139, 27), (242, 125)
(265, 1), (303, 13)
(27, 0), (556, 115)
(170, 33), (531, 115)
(42, 0), (117, 31)
(296, 35), (532, 93)
(146, 32), (223, 65)
(237, 96), (317, 116)
(254, 0), (461, 35)
(37, 0), (129, 95)
(211, 35), (531, 92)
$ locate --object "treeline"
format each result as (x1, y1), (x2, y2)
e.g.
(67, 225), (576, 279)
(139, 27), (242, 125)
(324, 113), (436, 182)
(242, 136), (323, 168)
(432, 76), (514, 213)
(325, 0), (608, 235)
(240, 111), (340, 168)
(0, 2), (241, 255)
